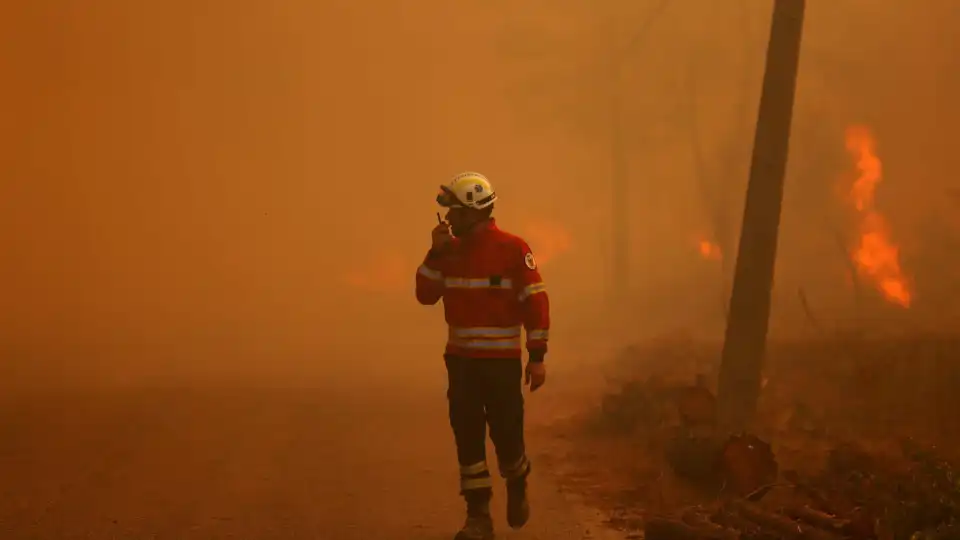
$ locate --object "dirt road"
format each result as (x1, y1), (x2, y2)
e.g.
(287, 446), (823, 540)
(0, 383), (616, 539)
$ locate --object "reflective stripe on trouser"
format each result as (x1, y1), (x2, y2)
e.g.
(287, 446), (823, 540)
(448, 325), (522, 352)
(459, 460), (493, 492)
(499, 454), (531, 480)
(445, 355), (526, 498)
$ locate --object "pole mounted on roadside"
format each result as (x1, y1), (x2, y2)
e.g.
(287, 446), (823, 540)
(717, 0), (807, 430)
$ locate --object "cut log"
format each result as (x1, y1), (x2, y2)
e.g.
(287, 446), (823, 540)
(784, 505), (852, 533)
(644, 517), (740, 540)
(728, 500), (846, 540)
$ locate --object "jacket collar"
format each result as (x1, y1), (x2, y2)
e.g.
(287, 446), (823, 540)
(460, 218), (496, 242)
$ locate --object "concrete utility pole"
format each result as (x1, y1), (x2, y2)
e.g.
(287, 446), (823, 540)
(717, 0), (807, 429)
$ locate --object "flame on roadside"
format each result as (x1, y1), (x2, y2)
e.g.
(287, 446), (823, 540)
(843, 126), (911, 308)
(697, 238), (722, 261)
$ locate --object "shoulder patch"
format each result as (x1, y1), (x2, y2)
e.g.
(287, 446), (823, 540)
(524, 252), (537, 270)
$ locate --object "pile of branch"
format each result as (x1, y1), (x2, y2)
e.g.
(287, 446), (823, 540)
(598, 336), (719, 433)
(598, 336), (960, 538)
(645, 499), (859, 540)
(646, 439), (960, 540)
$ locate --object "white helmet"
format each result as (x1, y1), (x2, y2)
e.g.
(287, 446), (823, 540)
(436, 171), (497, 210)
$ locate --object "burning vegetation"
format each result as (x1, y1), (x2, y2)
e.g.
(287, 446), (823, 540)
(521, 219), (574, 266)
(543, 127), (958, 540)
(547, 332), (960, 540)
(844, 126), (911, 308)
(698, 239), (723, 262)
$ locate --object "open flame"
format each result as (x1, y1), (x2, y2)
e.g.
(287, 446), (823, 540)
(521, 219), (572, 265)
(843, 126), (911, 307)
(697, 238), (722, 261)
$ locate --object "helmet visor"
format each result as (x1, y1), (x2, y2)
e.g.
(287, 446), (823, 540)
(436, 185), (463, 208)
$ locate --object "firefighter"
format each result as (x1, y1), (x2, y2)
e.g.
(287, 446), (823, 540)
(415, 171), (550, 540)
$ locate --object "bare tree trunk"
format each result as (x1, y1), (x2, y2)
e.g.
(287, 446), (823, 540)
(603, 0), (671, 310)
(609, 84), (629, 309)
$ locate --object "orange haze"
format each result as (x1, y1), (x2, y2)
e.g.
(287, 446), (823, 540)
(2, 1), (959, 390)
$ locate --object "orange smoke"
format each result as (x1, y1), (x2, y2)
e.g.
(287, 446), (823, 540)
(843, 126), (911, 308)
(343, 251), (409, 294)
(521, 220), (572, 265)
(697, 239), (722, 261)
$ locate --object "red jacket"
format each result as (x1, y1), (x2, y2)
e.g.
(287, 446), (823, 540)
(415, 219), (550, 359)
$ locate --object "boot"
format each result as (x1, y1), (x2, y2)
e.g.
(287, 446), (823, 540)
(506, 475), (530, 529)
(454, 495), (494, 540)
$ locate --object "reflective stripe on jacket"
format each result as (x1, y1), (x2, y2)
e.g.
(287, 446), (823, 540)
(415, 219), (550, 358)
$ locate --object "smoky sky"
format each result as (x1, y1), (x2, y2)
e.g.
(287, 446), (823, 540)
(2, 0), (958, 389)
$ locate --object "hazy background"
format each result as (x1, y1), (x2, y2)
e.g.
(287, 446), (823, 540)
(2, 0), (958, 391)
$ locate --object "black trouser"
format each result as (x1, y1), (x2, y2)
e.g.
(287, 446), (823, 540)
(445, 354), (531, 501)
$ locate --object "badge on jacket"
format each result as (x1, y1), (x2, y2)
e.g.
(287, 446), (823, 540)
(524, 252), (537, 270)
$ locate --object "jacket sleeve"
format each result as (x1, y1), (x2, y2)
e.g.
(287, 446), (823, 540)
(415, 248), (446, 305)
(512, 239), (550, 354)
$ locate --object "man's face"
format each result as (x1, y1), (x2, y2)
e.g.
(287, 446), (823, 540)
(444, 207), (476, 237)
